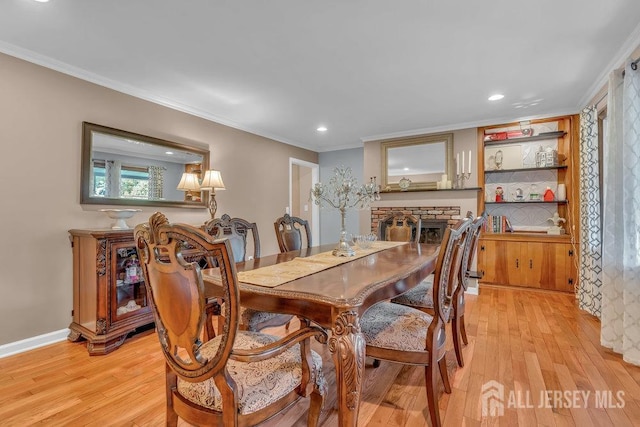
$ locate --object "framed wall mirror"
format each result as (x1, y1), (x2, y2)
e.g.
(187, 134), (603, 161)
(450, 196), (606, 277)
(81, 122), (210, 208)
(380, 133), (454, 191)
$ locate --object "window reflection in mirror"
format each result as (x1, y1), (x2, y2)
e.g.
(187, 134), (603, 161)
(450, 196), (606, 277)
(380, 133), (454, 191)
(81, 122), (210, 208)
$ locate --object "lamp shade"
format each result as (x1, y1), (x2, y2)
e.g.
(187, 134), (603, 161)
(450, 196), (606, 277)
(176, 172), (201, 191)
(200, 170), (226, 190)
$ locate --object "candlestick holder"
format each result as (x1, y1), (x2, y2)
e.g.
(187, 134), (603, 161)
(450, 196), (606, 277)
(310, 166), (380, 257)
(456, 172), (471, 189)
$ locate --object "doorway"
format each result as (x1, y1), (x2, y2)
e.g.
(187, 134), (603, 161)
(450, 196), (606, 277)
(289, 158), (319, 245)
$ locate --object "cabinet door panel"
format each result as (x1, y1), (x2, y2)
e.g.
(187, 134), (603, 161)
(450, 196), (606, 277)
(523, 242), (574, 291)
(523, 242), (545, 288)
(110, 241), (148, 323)
(479, 239), (518, 285)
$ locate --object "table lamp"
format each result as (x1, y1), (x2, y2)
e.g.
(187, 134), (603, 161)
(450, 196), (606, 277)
(200, 170), (226, 218)
(176, 172), (201, 201)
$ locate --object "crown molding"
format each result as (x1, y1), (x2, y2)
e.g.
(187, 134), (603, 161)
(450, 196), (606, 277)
(0, 41), (315, 151)
(578, 21), (640, 108)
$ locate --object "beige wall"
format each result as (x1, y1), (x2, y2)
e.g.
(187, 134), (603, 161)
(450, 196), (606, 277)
(0, 53), (317, 345)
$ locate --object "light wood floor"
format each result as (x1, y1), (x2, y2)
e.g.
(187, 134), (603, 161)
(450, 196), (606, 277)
(1, 286), (639, 426)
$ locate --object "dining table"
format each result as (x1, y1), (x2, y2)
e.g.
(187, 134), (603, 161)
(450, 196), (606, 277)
(201, 241), (439, 427)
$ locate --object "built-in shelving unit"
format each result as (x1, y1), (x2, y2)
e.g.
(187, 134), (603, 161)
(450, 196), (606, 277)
(476, 115), (579, 293)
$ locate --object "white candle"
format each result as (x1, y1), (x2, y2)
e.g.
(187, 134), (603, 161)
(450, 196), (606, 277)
(468, 150), (472, 174)
(457, 153), (460, 175)
(462, 151), (465, 175)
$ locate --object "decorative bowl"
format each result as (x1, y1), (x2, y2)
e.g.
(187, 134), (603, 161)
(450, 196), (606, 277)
(99, 209), (142, 230)
(355, 233), (377, 249)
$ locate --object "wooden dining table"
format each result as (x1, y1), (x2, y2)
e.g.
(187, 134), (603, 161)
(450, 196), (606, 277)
(201, 242), (439, 427)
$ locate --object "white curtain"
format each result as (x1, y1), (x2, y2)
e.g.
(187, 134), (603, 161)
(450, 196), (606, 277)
(104, 160), (121, 198)
(601, 60), (640, 366)
(578, 106), (602, 317)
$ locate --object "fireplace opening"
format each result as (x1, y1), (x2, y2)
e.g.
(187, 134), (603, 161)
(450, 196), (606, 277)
(371, 206), (460, 245)
(420, 220), (449, 244)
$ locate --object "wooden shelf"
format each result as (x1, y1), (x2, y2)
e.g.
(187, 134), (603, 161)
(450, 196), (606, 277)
(479, 231), (573, 243)
(483, 131), (567, 146)
(484, 165), (568, 174)
(382, 187), (481, 194)
(485, 200), (568, 205)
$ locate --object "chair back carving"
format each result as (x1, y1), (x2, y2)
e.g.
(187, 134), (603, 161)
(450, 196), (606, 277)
(431, 217), (471, 325)
(378, 213), (422, 243)
(135, 212), (239, 382)
(274, 213), (312, 252)
(203, 214), (260, 262)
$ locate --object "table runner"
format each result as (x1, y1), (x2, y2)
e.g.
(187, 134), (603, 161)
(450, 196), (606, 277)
(237, 241), (407, 287)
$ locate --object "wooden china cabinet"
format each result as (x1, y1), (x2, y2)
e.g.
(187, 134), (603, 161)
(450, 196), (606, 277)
(67, 229), (152, 355)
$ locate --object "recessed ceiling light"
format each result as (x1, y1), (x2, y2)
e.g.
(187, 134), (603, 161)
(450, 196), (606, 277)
(317, 126), (327, 132)
(403, 167), (409, 171)
(165, 151), (174, 155)
(488, 94), (504, 101)
(33, 0), (50, 2)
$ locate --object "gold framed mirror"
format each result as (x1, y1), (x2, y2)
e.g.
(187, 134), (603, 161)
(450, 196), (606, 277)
(81, 122), (210, 208)
(381, 133), (454, 191)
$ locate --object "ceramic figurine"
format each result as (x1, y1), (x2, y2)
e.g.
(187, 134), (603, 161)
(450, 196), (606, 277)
(547, 212), (566, 235)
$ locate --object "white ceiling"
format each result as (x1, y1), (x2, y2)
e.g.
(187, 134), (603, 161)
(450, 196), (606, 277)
(2, 1), (640, 152)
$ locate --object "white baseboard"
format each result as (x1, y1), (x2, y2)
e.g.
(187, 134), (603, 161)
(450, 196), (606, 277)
(0, 329), (70, 359)
(465, 279), (479, 295)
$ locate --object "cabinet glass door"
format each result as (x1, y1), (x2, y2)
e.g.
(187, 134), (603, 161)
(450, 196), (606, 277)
(111, 242), (148, 321)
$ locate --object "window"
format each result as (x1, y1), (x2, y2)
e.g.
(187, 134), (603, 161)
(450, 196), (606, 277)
(92, 160), (149, 199)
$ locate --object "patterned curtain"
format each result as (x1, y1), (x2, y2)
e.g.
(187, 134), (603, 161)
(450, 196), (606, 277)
(148, 166), (166, 200)
(601, 61), (640, 366)
(578, 106), (602, 317)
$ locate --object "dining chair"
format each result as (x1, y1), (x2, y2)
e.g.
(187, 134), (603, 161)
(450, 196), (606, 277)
(391, 212), (486, 367)
(274, 213), (312, 252)
(204, 214), (293, 332)
(377, 212), (422, 243)
(273, 213), (313, 330)
(135, 212), (327, 427)
(360, 218), (469, 427)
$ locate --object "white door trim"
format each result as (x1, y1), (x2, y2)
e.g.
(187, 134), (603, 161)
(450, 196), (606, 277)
(289, 158), (319, 246)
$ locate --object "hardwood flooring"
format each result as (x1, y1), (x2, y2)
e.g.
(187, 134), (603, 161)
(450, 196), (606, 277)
(1, 286), (639, 426)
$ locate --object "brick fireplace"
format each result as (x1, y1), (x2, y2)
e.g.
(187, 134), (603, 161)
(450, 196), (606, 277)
(371, 206), (461, 244)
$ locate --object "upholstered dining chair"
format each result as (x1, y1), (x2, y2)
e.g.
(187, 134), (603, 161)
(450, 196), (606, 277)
(135, 213), (327, 427)
(377, 212), (422, 243)
(204, 214), (261, 261)
(391, 212), (486, 367)
(204, 214), (293, 332)
(274, 213), (312, 252)
(360, 218), (470, 427)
